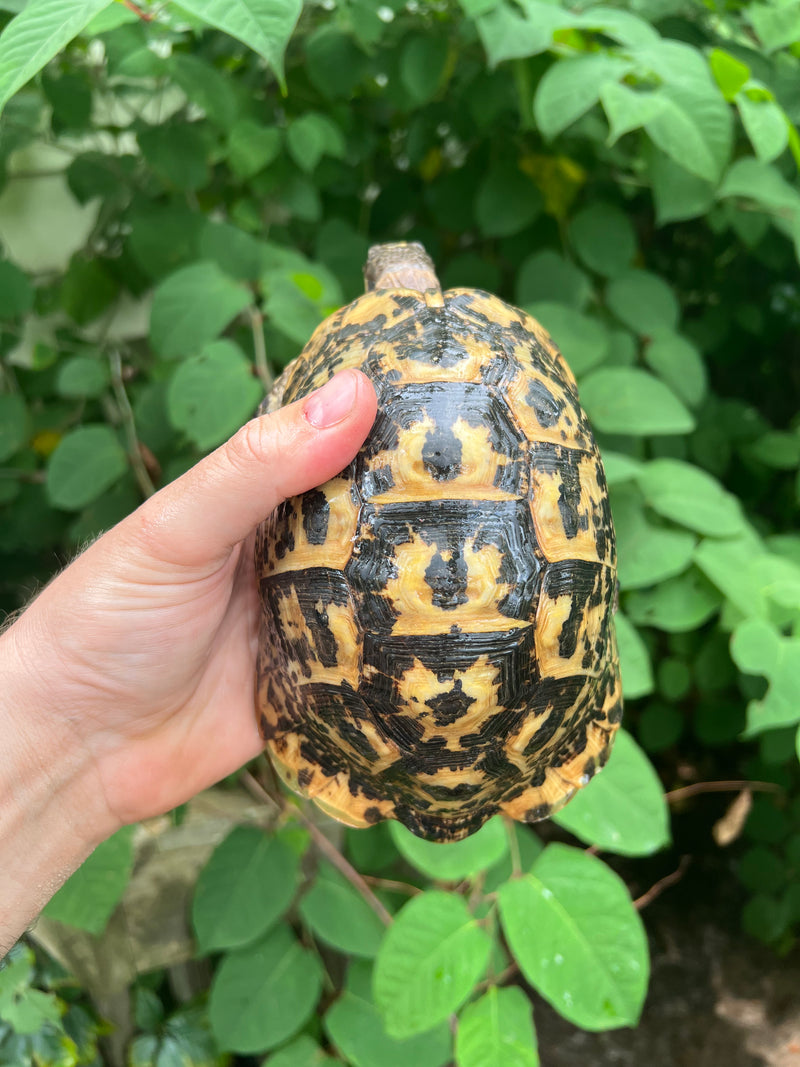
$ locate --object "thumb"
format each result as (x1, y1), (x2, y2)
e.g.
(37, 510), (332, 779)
(128, 369), (377, 568)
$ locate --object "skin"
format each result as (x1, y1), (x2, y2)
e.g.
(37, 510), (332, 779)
(0, 369), (377, 955)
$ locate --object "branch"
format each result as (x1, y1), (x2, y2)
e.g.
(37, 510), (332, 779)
(249, 306), (273, 393)
(240, 770), (393, 927)
(120, 0), (154, 21)
(362, 876), (422, 897)
(665, 779), (783, 804)
(634, 855), (690, 911)
(108, 351), (156, 498)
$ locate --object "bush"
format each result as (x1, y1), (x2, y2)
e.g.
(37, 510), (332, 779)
(1, 0), (800, 1063)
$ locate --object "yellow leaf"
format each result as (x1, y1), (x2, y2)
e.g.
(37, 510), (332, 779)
(518, 153), (586, 218)
(32, 430), (62, 457)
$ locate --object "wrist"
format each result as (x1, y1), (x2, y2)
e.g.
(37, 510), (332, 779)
(0, 618), (119, 952)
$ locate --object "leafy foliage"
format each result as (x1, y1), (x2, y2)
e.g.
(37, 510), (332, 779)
(2, 0), (800, 1060)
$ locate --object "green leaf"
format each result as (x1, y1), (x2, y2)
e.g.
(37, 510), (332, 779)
(644, 331), (707, 408)
(615, 612), (654, 700)
(200, 220), (268, 281)
(169, 52), (239, 128)
(731, 616), (782, 677)
(325, 961), (451, 1067)
(528, 303), (610, 376)
(498, 844), (648, 1029)
(737, 95), (789, 163)
(731, 619), (800, 736)
(569, 203), (637, 278)
(56, 354), (110, 399)
(625, 568), (722, 632)
(606, 269), (679, 336)
(373, 891), (492, 1039)
(637, 41), (732, 183)
(192, 825), (299, 954)
(534, 53), (633, 140)
(612, 486), (696, 590)
(747, 1), (800, 52)
(717, 158), (800, 215)
(46, 425), (128, 510)
(167, 340), (262, 451)
(709, 49), (750, 102)
(600, 82), (666, 145)
(138, 122), (210, 191)
(553, 730), (669, 856)
(400, 35), (449, 104)
(647, 147), (715, 225)
(127, 203), (204, 280)
(636, 458), (746, 536)
(580, 368), (695, 435)
(265, 1034), (340, 1067)
(209, 923), (323, 1054)
(579, 6), (659, 46)
(694, 535), (769, 618)
(456, 986), (539, 1067)
(131, 1006), (218, 1067)
(287, 112), (345, 173)
(602, 452), (643, 485)
(175, 0), (302, 86)
(299, 861), (386, 958)
(745, 430), (800, 470)
(60, 256), (119, 326)
(516, 251), (590, 309)
(228, 120), (282, 179)
(474, 159), (543, 237)
(388, 816), (507, 882)
(150, 261), (251, 360)
(475, 1), (565, 67)
(0, 952), (63, 1035)
(0, 0), (113, 114)
(42, 827), (135, 934)
(0, 394), (28, 461)
(0, 259), (33, 316)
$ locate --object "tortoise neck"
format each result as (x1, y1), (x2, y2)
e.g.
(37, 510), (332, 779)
(364, 241), (441, 294)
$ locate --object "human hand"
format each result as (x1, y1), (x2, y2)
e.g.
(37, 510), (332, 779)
(0, 369), (376, 946)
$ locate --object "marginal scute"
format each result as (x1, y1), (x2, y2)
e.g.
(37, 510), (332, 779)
(255, 251), (621, 841)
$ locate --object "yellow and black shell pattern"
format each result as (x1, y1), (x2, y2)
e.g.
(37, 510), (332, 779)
(255, 244), (621, 842)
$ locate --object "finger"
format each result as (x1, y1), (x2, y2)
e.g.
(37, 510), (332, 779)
(130, 369), (377, 568)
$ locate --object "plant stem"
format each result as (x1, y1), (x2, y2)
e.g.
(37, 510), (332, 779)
(120, 0), (154, 21)
(240, 770), (393, 926)
(634, 855), (690, 910)
(503, 816), (522, 877)
(108, 350), (156, 499)
(363, 876), (422, 896)
(666, 779), (783, 804)
(249, 306), (273, 393)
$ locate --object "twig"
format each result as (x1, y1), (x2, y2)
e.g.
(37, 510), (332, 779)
(666, 780), (783, 804)
(121, 0), (154, 20)
(240, 770), (393, 927)
(109, 350), (156, 498)
(634, 856), (690, 911)
(249, 306), (273, 393)
(474, 962), (519, 995)
(0, 469), (45, 483)
(363, 876), (422, 897)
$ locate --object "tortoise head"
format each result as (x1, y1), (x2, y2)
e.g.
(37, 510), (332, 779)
(364, 241), (441, 294)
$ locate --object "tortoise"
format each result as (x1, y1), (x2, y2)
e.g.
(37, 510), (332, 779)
(254, 241), (621, 842)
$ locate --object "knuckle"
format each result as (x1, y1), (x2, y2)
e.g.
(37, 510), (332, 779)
(225, 417), (270, 474)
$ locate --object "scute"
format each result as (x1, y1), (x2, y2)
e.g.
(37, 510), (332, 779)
(255, 251), (621, 841)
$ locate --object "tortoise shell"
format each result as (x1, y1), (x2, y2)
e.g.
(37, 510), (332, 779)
(255, 242), (621, 842)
